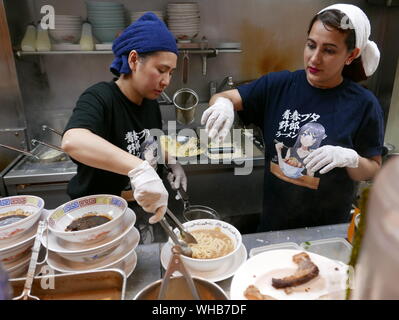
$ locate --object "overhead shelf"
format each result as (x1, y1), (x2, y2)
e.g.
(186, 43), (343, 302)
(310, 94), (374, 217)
(16, 48), (242, 57)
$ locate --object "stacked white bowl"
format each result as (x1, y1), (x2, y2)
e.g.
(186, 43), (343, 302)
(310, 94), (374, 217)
(50, 15), (82, 43)
(43, 195), (139, 277)
(167, 2), (200, 42)
(86, 1), (126, 43)
(129, 11), (164, 23)
(0, 195), (45, 279)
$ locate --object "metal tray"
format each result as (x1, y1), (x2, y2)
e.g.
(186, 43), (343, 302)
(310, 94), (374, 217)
(9, 268), (126, 300)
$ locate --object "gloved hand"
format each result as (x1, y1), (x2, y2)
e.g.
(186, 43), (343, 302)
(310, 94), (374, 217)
(201, 97), (234, 142)
(128, 161), (168, 224)
(303, 145), (359, 174)
(166, 162), (187, 200)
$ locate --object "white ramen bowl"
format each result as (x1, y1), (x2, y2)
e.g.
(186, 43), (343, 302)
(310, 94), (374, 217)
(0, 195), (44, 245)
(170, 219), (242, 272)
(48, 194), (127, 244)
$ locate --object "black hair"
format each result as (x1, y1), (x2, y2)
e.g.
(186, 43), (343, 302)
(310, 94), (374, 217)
(307, 9), (367, 82)
(137, 51), (158, 60)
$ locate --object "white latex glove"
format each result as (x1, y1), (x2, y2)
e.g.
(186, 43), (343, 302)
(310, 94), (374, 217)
(303, 145), (359, 174)
(128, 161), (168, 224)
(166, 162), (187, 200)
(201, 97), (234, 142)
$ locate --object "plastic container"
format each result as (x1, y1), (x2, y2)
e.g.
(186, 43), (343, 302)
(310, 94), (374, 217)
(249, 242), (301, 258)
(36, 25), (51, 51)
(300, 237), (352, 264)
(80, 23), (94, 51)
(21, 25), (36, 51)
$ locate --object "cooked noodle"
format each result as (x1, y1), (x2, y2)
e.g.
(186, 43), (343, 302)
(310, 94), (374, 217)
(188, 227), (234, 259)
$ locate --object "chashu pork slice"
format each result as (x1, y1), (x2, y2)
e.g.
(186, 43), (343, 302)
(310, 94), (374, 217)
(272, 252), (319, 289)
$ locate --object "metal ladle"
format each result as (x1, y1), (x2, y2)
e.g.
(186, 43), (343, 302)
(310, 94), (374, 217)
(13, 220), (47, 300)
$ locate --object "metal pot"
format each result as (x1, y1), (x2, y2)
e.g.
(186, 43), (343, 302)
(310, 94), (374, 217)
(134, 276), (228, 300)
(183, 205), (220, 222)
(173, 88), (199, 125)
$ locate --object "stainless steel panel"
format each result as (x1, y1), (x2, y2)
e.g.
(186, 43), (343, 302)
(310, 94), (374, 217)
(10, 269), (126, 300)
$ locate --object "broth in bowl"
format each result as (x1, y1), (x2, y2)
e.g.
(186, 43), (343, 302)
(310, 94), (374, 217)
(65, 213), (112, 231)
(0, 209), (30, 227)
(188, 227), (234, 259)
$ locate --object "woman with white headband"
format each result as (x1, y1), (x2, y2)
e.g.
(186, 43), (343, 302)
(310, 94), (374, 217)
(202, 4), (384, 231)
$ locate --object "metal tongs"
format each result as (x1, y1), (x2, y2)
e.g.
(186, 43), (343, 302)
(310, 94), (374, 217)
(159, 208), (197, 257)
(157, 245), (200, 300)
(13, 220), (48, 300)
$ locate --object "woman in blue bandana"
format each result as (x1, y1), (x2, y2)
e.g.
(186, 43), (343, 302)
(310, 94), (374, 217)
(62, 13), (184, 227)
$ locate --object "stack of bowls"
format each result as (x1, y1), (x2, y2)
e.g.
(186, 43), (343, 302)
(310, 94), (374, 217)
(86, 1), (126, 43)
(50, 15), (83, 43)
(167, 2), (200, 42)
(0, 195), (45, 279)
(129, 11), (164, 23)
(43, 195), (139, 277)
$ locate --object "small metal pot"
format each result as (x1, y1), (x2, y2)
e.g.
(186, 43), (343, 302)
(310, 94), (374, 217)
(173, 88), (199, 125)
(134, 276), (228, 300)
(183, 205), (220, 222)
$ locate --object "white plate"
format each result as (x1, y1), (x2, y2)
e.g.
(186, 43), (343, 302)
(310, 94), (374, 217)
(41, 207), (136, 253)
(230, 249), (349, 300)
(117, 249), (137, 278)
(0, 209), (49, 250)
(161, 242), (247, 283)
(46, 227), (139, 273)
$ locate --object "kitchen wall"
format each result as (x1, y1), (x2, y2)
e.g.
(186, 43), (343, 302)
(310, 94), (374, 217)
(5, 0), (396, 145)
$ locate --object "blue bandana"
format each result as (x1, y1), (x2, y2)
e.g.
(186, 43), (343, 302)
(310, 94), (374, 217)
(110, 12), (178, 76)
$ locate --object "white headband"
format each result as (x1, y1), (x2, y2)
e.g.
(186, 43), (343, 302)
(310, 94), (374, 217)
(318, 3), (380, 77)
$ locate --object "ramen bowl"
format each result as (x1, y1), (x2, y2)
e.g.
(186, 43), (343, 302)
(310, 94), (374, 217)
(170, 219), (242, 272)
(134, 276), (228, 300)
(48, 195), (127, 244)
(0, 195), (44, 245)
(281, 162), (305, 179)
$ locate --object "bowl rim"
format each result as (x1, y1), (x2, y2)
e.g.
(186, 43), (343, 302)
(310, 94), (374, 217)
(45, 209), (136, 254)
(48, 194), (127, 235)
(47, 227), (139, 272)
(174, 218), (242, 262)
(0, 195), (44, 232)
(133, 275), (228, 300)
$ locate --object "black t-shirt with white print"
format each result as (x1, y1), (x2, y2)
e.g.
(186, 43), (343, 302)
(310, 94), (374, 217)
(64, 81), (162, 199)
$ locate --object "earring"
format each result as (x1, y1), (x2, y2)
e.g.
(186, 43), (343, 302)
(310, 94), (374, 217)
(346, 60), (351, 65)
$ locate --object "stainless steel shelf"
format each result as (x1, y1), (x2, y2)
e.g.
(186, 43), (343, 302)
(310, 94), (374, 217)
(16, 48), (242, 57)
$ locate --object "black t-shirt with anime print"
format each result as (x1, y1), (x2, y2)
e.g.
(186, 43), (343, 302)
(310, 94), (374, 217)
(237, 70), (384, 232)
(64, 81), (162, 199)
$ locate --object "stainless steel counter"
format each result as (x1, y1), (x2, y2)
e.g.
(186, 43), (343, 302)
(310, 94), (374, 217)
(124, 223), (349, 300)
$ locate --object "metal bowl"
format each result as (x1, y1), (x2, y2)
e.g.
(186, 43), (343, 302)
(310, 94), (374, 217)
(183, 205), (220, 222)
(134, 276), (228, 300)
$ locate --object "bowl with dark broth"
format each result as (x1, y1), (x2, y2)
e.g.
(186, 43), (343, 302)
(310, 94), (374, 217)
(48, 194), (127, 244)
(0, 195), (44, 245)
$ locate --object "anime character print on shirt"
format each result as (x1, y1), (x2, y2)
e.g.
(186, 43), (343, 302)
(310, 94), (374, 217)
(125, 129), (159, 168)
(271, 121), (327, 190)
